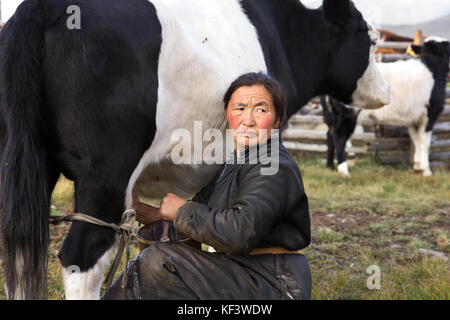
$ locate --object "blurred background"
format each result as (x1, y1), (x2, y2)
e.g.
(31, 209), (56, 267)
(304, 0), (450, 39)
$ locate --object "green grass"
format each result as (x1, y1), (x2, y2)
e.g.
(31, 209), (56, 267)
(296, 154), (450, 300)
(315, 227), (345, 243)
(299, 155), (450, 217)
(0, 155), (449, 300)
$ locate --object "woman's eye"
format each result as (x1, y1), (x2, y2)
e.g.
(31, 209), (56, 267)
(257, 108), (267, 113)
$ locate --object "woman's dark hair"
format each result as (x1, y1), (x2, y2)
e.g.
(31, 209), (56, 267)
(223, 72), (286, 129)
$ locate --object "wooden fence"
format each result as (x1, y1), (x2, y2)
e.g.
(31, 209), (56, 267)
(282, 98), (450, 169)
(283, 111), (374, 155)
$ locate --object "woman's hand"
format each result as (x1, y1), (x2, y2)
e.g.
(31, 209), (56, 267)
(132, 190), (162, 225)
(160, 193), (186, 221)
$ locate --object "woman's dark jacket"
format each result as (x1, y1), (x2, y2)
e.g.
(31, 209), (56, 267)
(102, 139), (312, 300)
(174, 139), (311, 254)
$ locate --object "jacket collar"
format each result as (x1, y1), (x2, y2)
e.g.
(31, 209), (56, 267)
(226, 132), (281, 165)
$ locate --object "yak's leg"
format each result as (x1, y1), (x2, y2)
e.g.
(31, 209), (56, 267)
(419, 101), (445, 177)
(326, 130), (335, 170)
(335, 134), (349, 176)
(333, 133), (350, 176)
(58, 175), (129, 300)
(409, 121), (431, 176)
(60, 237), (117, 300)
(420, 129), (433, 176)
(336, 108), (358, 177)
(409, 125), (422, 171)
(322, 96), (336, 171)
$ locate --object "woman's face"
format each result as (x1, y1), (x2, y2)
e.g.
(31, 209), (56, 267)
(226, 85), (279, 148)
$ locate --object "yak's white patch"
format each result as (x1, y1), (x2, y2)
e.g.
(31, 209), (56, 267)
(358, 59), (434, 127)
(351, 27), (391, 110)
(421, 131), (433, 176)
(337, 162), (350, 177)
(62, 244), (117, 300)
(425, 36), (449, 43)
(359, 58), (435, 176)
(126, 0), (267, 204)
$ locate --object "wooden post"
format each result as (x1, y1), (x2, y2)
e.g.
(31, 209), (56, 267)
(414, 29), (423, 45)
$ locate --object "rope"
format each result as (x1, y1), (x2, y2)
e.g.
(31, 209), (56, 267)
(49, 208), (139, 290)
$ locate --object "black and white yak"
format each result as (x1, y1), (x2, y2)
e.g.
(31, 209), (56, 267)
(322, 37), (450, 176)
(0, 0), (390, 299)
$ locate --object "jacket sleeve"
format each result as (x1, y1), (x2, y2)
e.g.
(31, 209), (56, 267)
(174, 161), (307, 254)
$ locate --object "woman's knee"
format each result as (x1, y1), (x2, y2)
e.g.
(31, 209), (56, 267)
(138, 243), (185, 277)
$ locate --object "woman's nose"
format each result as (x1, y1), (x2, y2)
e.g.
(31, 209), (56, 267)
(243, 110), (256, 126)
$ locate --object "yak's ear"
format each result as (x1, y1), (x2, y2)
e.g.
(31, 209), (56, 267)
(323, 0), (351, 26)
(410, 45), (422, 55)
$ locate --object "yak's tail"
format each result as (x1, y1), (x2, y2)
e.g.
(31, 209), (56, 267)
(320, 95), (333, 126)
(0, 0), (62, 299)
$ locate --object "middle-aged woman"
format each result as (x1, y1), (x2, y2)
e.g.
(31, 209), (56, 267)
(102, 72), (311, 300)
